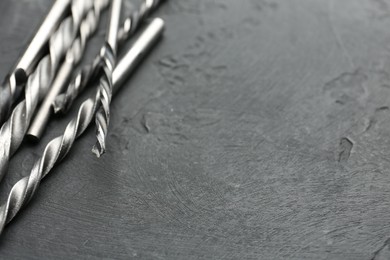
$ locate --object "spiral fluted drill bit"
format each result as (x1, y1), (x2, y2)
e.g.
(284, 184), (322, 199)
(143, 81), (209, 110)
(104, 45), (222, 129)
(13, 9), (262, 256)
(0, 0), (99, 183)
(92, 0), (122, 157)
(54, 0), (164, 115)
(27, 0), (110, 140)
(0, 0), (72, 125)
(94, 0), (166, 157)
(0, 18), (164, 235)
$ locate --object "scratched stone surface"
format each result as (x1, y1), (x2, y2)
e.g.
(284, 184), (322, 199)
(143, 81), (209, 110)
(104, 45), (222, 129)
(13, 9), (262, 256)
(1, 0), (390, 259)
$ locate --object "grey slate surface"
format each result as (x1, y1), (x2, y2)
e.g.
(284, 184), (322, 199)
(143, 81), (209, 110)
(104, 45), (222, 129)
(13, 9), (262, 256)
(1, 0), (390, 259)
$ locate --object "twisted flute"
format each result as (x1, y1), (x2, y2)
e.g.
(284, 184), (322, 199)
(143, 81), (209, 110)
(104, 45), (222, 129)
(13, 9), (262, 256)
(67, 0), (110, 65)
(0, 18), (165, 235)
(53, 0), (164, 115)
(92, 42), (116, 157)
(92, 0), (122, 157)
(0, 0), (98, 183)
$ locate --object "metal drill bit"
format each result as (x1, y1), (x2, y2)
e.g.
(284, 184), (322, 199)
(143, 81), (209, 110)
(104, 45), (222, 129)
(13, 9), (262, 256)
(53, 0), (164, 115)
(92, 0), (122, 157)
(0, 18), (164, 234)
(0, 0), (100, 183)
(0, 0), (72, 125)
(27, 0), (111, 140)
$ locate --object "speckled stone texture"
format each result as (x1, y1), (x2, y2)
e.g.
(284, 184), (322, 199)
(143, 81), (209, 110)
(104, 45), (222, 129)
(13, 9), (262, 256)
(2, 0), (390, 259)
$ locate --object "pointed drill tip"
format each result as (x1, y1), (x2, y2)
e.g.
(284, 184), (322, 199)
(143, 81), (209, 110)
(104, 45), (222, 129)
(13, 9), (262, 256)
(92, 144), (105, 158)
(53, 96), (66, 114)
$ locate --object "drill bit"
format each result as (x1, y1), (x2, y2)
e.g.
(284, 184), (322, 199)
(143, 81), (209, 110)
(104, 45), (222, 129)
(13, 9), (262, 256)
(92, 0), (122, 157)
(0, 0), (100, 183)
(0, 18), (165, 235)
(94, 0), (167, 157)
(27, 0), (111, 140)
(53, 0), (165, 115)
(0, 0), (72, 125)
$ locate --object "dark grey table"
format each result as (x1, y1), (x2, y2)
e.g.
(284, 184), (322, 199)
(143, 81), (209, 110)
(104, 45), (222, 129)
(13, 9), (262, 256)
(1, 0), (390, 259)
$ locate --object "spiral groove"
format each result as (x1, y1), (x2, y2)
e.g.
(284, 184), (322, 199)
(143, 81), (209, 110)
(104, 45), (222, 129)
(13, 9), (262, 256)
(0, 91), (99, 232)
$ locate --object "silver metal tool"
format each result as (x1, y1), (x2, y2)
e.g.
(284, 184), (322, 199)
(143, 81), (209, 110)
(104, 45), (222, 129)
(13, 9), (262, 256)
(0, 0), (101, 183)
(0, 18), (165, 235)
(0, 0), (71, 125)
(93, 0), (122, 157)
(27, 0), (114, 140)
(53, 0), (164, 114)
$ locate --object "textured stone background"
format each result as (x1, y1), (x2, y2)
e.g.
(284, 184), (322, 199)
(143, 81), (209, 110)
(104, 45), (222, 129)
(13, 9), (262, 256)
(2, 0), (390, 259)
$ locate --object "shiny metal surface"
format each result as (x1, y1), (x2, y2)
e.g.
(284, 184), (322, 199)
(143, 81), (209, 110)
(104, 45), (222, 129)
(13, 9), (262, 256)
(112, 19), (164, 92)
(17, 0), (71, 75)
(53, 0), (164, 114)
(27, 0), (111, 140)
(26, 60), (73, 141)
(0, 0), (71, 125)
(92, 0), (122, 157)
(106, 0), (122, 57)
(0, 0), (100, 184)
(0, 18), (164, 235)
